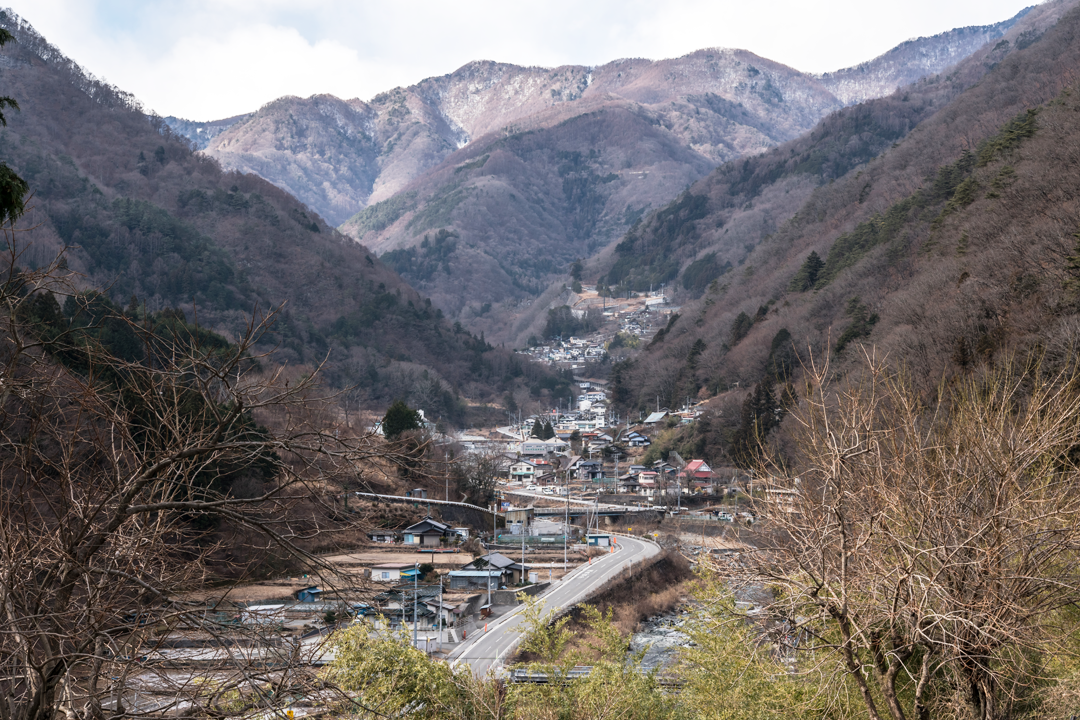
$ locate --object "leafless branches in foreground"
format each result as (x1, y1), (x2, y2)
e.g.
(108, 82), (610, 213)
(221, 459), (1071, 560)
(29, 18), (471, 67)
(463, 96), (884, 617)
(0, 236), (411, 720)
(731, 350), (1080, 720)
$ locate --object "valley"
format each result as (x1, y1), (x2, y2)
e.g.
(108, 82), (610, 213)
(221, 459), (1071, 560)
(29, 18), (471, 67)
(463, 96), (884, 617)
(162, 9), (1029, 346)
(6, 1), (1080, 717)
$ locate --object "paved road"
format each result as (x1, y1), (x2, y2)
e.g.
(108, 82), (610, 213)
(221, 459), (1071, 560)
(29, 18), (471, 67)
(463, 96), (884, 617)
(448, 534), (660, 675)
(502, 489), (649, 513)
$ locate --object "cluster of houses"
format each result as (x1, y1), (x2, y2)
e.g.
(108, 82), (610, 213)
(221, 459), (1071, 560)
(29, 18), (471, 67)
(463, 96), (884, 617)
(519, 292), (675, 372)
(367, 552), (527, 591)
(513, 381), (622, 438)
(608, 459), (718, 497)
(506, 452), (726, 499)
(441, 384), (727, 499)
(523, 335), (607, 366)
(237, 578), (453, 636)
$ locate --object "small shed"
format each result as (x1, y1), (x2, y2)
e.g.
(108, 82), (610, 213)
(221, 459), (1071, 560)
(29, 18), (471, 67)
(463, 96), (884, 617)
(586, 533), (613, 548)
(296, 586), (323, 603)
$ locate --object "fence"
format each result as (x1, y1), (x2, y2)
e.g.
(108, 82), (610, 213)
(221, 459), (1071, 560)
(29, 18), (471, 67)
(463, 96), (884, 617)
(494, 534), (573, 545)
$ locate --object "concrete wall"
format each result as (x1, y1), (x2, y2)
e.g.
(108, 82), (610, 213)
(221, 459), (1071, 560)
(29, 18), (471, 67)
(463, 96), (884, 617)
(490, 581), (550, 606)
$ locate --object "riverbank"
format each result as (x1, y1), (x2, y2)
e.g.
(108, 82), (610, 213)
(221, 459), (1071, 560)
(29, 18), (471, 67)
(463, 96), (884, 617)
(513, 549), (694, 664)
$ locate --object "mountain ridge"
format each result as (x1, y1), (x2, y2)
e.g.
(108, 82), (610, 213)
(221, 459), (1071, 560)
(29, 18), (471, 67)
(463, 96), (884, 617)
(600, 0), (1080, 467)
(165, 10), (1027, 232)
(0, 8), (564, 425)
(152, 9), (1029, 349)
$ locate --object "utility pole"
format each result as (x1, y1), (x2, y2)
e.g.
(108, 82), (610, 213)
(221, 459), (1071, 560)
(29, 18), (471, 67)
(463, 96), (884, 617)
(563, 469), (569, 574)
(676, 466), (682, 515)
(660, 467), (665, 512)
(593, 482), (599, 536)
(412, 562), (419, 649)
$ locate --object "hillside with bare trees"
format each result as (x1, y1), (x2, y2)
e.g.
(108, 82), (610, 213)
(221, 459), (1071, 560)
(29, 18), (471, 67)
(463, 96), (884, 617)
(604, 0), (1080, 467)
(155, 11), (1028, 345)
(0, 10), (565, 426)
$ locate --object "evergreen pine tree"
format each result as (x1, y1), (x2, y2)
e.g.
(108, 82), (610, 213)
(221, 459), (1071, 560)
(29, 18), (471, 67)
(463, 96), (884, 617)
(0, 29), (27, 226)
(787, 251), (824, 292)
(730, 312), (754, 345)
(765, 329), (797, 381)
(731, 376), (781, 466)
(382, 400), (422, 439)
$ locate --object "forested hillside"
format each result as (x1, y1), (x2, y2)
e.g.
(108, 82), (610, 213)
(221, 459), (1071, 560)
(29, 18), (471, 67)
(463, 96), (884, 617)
(160, 12), (1026, 347)
(0, 10), (564, 425)
(605, 0), (1080, 466)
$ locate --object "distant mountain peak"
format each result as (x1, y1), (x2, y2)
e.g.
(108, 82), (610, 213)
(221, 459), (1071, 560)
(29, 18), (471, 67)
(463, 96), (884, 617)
(815, 10), (1030, 104)
(160, 3), (1042, 346)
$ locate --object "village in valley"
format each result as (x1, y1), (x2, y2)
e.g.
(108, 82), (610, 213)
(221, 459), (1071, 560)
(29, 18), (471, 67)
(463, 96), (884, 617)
(519, 285), (674, 370)
(144, 286), (756, 685)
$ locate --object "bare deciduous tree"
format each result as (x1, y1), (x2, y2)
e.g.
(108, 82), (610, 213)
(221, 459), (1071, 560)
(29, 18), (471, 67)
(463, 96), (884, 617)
(0, 238), (410, 720)
(452, 451), (508, 506)
(731, 350), (1080, 720)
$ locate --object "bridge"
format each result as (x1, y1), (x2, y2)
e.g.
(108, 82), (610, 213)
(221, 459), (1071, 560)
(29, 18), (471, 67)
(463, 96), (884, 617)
(352, 491), (657, 519)
(530, 505), (655, 518)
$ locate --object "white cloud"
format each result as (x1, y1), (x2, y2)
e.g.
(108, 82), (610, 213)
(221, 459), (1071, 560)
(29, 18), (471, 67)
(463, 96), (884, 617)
(6, 0), (1041, 119)
(142, 25), (377, 117)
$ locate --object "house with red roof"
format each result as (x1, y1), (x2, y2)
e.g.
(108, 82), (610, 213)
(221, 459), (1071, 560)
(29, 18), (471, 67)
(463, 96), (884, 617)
(679, 460), (715, 494)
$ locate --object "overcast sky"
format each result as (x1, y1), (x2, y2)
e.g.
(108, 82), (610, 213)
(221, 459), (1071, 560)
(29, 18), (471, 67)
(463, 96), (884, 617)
(11, 0), (1039, 121)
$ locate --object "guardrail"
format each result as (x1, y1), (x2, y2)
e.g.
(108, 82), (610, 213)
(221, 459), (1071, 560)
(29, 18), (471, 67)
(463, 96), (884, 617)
(509, 666), (683, 687)
(353, 492), (497, 515)
(494, 534), (570, 544)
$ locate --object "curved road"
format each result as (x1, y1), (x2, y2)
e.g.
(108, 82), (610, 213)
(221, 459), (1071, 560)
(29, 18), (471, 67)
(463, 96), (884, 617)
(448, 534), (660, 675)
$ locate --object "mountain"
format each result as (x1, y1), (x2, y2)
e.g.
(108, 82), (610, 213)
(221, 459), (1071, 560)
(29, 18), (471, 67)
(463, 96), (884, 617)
(161, 112), (253, 150)
(816, 13), (1032, 104)
(599, 0), (1079, 465)
(594, 1), (1068, 303)
(178, 12), (1028, 230)
(193, 51), (844, 228)
(157, 10), (1026, 345)
(0, 10), (567, 425)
